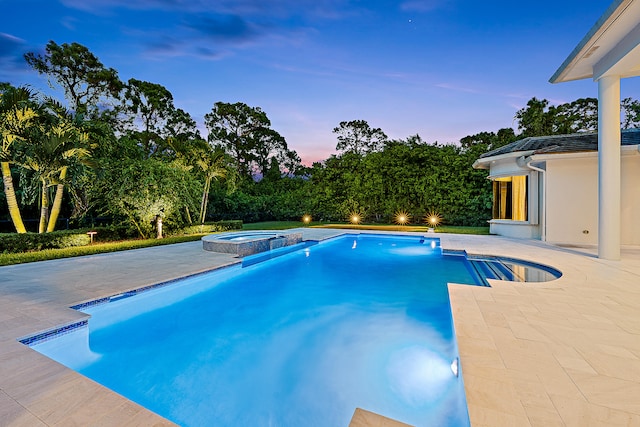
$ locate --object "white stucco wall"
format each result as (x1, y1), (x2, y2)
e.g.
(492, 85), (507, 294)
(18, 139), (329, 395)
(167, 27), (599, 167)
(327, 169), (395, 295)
(479, 153), (542, 240)
(544, 152), (640, 246)
(545, 156), (598, 245)
(489, 221), (540, 239)
(620, 154), (640, 245)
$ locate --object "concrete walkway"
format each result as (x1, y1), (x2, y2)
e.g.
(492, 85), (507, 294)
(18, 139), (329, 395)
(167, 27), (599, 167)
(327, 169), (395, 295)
(0, 229), (638, 426)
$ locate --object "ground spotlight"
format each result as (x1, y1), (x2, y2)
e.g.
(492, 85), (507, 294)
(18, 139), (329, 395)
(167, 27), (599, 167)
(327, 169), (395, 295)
(394, 210), (411, 226)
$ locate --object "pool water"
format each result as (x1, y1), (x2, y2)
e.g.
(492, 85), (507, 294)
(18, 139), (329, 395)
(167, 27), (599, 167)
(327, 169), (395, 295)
(219, 232), (279, 241)
(33, 234), (474, 426)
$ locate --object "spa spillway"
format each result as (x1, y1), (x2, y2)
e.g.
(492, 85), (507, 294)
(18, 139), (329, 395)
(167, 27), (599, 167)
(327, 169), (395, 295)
(202, 230), (303, 257)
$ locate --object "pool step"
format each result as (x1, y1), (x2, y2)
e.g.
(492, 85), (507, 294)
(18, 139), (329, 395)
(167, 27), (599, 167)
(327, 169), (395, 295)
(470, 259), (507, 280)
(468, 258), (527, 284)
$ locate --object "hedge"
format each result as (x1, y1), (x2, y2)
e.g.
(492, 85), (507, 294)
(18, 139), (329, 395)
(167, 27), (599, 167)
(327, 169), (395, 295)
(0, 220), (243, 254)
(171, 220), (242, 236)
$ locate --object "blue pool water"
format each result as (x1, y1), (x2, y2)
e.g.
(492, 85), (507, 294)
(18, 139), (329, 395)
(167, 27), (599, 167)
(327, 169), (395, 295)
(217, 232), (279, 241)
(33, 234), (476, 427)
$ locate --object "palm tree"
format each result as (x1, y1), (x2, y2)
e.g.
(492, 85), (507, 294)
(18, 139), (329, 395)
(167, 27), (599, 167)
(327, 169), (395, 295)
(23, 102), (90, 233)
(167, 137), (230, 226)
(0, 85), (38, 233)
(195, 147), (228, 225)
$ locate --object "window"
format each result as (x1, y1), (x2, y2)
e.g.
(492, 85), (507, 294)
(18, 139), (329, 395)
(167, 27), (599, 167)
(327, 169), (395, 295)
(492, 175), (528, 221)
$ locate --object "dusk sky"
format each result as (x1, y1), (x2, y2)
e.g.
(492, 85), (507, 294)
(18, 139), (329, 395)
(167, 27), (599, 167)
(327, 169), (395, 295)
(2, 0), (639, 164)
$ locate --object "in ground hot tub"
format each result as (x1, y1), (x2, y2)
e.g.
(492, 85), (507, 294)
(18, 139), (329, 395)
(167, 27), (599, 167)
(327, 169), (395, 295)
(202, 230), (303, 257)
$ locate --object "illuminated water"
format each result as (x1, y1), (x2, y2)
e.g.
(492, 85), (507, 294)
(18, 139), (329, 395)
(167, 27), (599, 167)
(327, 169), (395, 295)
(216, 232), (280, 241)
(34, 234), (475, 426)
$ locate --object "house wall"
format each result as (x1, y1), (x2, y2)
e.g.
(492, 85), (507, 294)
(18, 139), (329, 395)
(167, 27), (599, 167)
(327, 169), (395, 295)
(620, 155), (640, 245)
(545, 157), (598, 245)
(489, 221), (540, 239)
(484, 155), (542, 240)
(545, 153), (640, 245)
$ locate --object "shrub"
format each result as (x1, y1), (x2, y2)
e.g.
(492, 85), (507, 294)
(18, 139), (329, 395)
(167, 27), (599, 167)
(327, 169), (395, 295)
(173, 220), (242, 236)
(0, 230), (90, 253)
(0, 221), (242, 254)
(0, 226), (132, 253)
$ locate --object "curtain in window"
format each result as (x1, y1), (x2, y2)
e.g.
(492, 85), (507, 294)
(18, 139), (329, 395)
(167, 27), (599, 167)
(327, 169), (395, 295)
(511, 175), (527, 221)
(492, 175), (528, 221)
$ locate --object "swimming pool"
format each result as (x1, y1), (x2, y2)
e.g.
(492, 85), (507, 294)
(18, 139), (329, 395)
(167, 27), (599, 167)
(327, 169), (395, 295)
(31, 234), (478, 426)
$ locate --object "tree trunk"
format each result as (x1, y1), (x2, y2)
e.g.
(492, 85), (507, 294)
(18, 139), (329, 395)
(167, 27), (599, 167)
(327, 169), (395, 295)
(185, 206), (192, 225)
(199, 177), (211, 225)
(47, 167), (67, 232)
(38, 180), (49, 234)
(156, 215), (163, 239)
(1, 162), (27, 233)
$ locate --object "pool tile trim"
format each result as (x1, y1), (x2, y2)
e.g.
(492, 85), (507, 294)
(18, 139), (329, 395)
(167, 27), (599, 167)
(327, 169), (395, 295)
(18, 319), (88, 346)
(70, 262), (240, 311)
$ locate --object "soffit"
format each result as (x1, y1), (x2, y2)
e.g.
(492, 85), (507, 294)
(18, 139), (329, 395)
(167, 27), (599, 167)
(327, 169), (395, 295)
(550, 0), (640, 82)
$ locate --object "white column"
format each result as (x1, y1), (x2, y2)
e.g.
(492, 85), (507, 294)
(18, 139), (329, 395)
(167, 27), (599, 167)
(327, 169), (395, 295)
(597, 75), (621, 260)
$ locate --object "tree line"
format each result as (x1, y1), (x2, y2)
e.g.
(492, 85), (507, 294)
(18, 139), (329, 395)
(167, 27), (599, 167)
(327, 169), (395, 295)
(2, 40), (639, 234)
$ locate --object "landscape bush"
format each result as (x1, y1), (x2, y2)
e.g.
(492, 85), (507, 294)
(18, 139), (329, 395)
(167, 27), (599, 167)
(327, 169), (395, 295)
(0, 220), (243, 254)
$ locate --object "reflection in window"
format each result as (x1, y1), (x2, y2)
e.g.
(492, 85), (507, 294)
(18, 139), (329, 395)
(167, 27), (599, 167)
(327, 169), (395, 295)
(492, 176), (527, 221)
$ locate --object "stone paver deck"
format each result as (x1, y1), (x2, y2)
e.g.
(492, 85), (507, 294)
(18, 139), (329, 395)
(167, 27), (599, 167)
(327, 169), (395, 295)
(1, 228), (639, 426)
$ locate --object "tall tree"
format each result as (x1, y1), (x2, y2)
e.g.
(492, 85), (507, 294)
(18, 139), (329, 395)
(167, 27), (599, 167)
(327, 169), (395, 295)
(622, 97), (640, 128)
(557, 98), (598, 132)
(333, 119), (388, 155)
(122, 78), (175, 156)
(166, 108), (201, 141)
(515, 96), (634, 138)
(459, 128), (517, 152)
(24, 41), (123, 117)
(514, 98), (557, 137)
(205, 102), (292, 180)
(0, 85), (39, 233)
(252, 128), (287, 177)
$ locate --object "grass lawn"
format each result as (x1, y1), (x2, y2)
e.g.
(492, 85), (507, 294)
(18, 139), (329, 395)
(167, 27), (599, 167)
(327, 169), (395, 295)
(241, 221), (315, 230)
(312, 223), (490, 235)
(244, 221), (490, 235)
(0, 222), (490, 266)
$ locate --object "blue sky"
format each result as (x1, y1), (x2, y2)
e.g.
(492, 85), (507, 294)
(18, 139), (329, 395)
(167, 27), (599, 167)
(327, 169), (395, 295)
(2, 0), (638, 164)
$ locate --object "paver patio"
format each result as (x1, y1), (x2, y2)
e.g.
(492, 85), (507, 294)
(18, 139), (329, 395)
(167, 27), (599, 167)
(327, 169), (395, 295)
(1, 228), (638, 426)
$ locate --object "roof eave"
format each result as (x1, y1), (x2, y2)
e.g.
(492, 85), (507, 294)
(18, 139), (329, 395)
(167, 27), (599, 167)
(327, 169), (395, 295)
(473, 150), (537, 169)
(550, 0), (627, 83)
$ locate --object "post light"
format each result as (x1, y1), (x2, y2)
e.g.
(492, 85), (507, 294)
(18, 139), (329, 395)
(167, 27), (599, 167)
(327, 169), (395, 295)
(349, 212), (361, 225)
(394, 211), (411, 226)
(302, 214), (312, 225)
(424, 211), (443, 233)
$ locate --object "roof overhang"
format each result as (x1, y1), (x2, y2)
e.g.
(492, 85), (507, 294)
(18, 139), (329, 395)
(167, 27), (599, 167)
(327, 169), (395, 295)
(472, 150), (535, 169)
(550, 0), (640, 83)
(530, 144), (640, 161)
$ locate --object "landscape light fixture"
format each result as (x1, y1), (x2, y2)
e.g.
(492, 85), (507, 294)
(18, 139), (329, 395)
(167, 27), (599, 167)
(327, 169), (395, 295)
(394, 210), (411, 226)
(425, 211), (443, 228)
